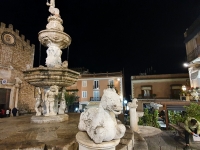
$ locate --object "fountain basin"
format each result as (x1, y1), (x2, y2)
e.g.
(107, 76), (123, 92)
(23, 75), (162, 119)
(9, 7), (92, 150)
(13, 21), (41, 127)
(38, 29), (71, 49)
(23, 67), (80, 87)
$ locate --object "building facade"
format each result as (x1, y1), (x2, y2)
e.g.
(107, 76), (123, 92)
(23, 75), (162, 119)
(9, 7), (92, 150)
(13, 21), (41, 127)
(66, 71), (124, 109)
(184, 16), (200, 88)
(131, 73), (189, 100)
(0, 22), (35, 111)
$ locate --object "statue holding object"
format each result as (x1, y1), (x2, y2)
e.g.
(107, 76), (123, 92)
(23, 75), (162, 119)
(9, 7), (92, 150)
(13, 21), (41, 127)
(46, 0), (60, 16)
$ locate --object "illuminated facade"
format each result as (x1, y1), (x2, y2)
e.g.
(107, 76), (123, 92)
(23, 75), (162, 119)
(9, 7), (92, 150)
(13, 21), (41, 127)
(66, 71), (124, 106)
(131, 73), (189, 99)
(184, 16), (200, 88)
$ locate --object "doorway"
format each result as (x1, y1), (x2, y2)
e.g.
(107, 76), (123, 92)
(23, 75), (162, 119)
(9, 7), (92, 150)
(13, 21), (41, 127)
(0, 88), (11, 109)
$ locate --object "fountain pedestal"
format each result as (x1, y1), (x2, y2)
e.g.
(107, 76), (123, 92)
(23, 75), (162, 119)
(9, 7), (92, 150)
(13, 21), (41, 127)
(31, 114), (69, 123)
(76, 132), (120, 150)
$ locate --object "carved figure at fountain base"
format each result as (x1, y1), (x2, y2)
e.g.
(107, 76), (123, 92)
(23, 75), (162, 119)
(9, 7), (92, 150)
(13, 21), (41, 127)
(35, 87), (43, 116)
(58, 100), (66, 115)
(44, 85), (59, 116)
(78, 88), (126, 144)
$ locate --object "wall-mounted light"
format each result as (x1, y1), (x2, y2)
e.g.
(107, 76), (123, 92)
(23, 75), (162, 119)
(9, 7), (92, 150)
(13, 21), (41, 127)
(182, 85), (186, 91)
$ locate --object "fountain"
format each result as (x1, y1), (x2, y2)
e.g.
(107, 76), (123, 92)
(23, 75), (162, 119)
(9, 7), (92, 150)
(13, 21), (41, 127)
(23, 0), (80, 123)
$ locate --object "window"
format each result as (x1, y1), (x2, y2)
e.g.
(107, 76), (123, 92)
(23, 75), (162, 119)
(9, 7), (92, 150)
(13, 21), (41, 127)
(82, 81), (87, 87)
(93, 91), (100, 101)
(141, 86), (152, 98)
(82, 91), (87, 98)
(94, 80), (99, 89)
(109, 79), (114, 85)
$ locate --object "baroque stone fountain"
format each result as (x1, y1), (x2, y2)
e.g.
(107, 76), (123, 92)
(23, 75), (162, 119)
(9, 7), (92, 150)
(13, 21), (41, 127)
(23, 0), (80, 123)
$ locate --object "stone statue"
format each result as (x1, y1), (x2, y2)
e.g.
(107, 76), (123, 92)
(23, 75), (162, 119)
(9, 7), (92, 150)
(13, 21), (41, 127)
(78, 88), (126, 143)
(46, 45), (62, 68)
(44, 85), (59, 116)
(58, 87), (66, 114)
(46, 0), (60, 16)
(62, 61), (68, 68)
(35, 87), (43, 116)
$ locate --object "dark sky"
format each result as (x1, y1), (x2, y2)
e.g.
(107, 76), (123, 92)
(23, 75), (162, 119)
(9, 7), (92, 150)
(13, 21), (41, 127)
(1, 0), (200, 99)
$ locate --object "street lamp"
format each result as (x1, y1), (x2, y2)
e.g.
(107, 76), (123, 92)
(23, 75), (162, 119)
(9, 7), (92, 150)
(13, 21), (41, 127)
(182, 85), (186, 92)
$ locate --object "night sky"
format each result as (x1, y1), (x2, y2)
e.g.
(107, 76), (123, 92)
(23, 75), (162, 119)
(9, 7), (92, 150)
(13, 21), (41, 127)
(1, 0), (200, 99)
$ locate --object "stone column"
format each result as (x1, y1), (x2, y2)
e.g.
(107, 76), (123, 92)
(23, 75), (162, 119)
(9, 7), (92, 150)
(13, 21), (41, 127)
(14, 77), (22, 108)
(76, 132), (120, 150)
(128, 98), (139, 132)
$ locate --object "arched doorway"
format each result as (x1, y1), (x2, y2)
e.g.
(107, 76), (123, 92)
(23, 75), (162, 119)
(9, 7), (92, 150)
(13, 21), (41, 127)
(0, 88), (11, 109)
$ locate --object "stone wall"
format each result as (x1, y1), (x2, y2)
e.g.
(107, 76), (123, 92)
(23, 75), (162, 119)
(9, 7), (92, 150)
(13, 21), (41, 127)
(0, 22), (35, 111)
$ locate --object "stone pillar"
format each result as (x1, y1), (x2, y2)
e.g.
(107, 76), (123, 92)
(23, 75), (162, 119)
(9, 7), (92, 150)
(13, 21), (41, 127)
(128, 98), (138, 132)
(76, 132), (120, 150)
(14, 77), (22, 108)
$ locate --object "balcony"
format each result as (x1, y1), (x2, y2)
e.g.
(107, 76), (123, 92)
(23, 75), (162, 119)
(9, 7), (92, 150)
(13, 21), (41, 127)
(187, 46), (200, 62)
(93, 85), (100, 89)
(90, 97), (101, 101)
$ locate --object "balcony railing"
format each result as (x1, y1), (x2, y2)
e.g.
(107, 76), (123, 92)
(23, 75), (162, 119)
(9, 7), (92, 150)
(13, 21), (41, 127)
(93, 85), (100, 89)
(187, 46), (200, 62)
(90, 97), (101, 101)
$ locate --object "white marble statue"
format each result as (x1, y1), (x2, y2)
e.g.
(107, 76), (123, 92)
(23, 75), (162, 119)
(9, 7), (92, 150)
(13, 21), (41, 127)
(44, 85), (59, 116)
(128, 98), (139, 132)
(35, 87), (43, 116)
(46, 45), (62, 68)
(78, 88), (126, 144)
(46, 0), (60, 16)
(58, 88), (66, 114)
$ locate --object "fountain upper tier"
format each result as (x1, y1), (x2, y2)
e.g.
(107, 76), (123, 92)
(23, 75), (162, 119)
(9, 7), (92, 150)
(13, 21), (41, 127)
(23, 67), (80, 88)
(38, 16), (71, 49)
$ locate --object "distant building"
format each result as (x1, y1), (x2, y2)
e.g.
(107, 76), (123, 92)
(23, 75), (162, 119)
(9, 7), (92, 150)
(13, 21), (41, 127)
(131, 73), (189, 99)
(0, 22), (35, 111)
(66, 70), (124, 110)
(184, 16), (200, 88)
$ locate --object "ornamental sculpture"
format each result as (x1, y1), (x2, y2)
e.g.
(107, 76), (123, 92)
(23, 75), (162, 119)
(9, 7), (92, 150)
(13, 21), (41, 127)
(78, 88), (126, 143)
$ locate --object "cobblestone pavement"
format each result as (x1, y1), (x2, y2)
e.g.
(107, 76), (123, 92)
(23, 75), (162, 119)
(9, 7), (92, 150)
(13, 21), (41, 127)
(139, 126), (200, 150)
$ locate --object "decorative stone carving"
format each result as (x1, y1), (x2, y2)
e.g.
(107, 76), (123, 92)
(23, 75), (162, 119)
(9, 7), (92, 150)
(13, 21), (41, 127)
(46, 0), (60, 16)
(35, 87), (43, 116)
(46, 45), (62, 68)
(62, 61), (68, 68)
(78, 88), (126, 143)
(46, 16), (64, 31)
(38, 0), (71, 68)
(128, 98), (139, 132)
(58, 88), (66, 115)
(44, 85), (59, 116)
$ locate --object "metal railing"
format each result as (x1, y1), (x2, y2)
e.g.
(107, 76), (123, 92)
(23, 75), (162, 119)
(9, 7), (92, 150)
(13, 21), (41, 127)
(187, 46), (200, 62)
(90, 97), (101, 101)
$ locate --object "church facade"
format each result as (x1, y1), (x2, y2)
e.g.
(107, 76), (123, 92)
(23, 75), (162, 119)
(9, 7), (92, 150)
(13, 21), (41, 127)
(0, 22), (35, 112)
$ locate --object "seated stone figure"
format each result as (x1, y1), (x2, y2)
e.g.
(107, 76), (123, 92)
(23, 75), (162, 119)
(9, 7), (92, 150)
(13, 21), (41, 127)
(78, 88), (126, 143)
